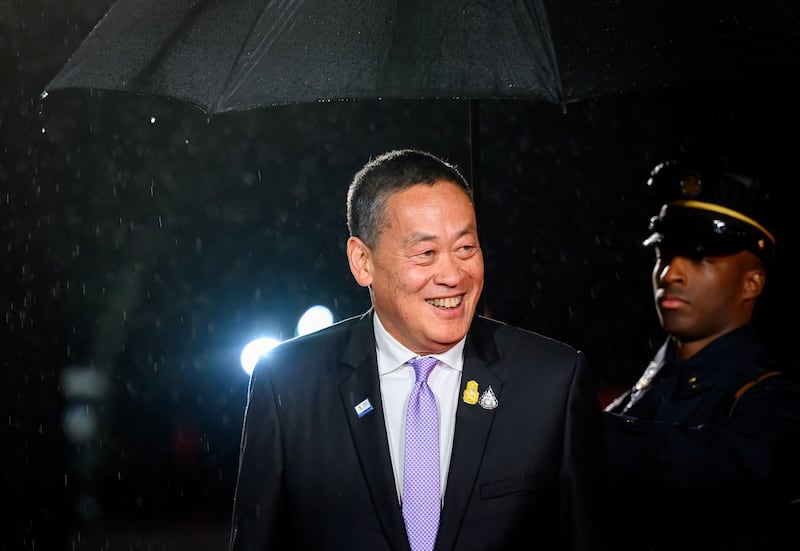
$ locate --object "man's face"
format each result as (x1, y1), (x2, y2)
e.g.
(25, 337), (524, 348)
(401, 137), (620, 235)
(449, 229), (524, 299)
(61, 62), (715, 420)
(651, 246), (762, 345)
(348, 180), (484, 355)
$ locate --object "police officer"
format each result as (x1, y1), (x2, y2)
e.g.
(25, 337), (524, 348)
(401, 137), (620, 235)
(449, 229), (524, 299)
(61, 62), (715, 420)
(604, 159), (800, 551)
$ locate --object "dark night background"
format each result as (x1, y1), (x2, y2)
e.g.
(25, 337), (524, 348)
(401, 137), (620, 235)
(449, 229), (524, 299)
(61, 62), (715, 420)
(4, 1), (800, 549)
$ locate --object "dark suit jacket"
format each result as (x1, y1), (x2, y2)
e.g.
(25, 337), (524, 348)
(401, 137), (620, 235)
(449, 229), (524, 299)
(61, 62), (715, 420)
(229, 310), (608, 550)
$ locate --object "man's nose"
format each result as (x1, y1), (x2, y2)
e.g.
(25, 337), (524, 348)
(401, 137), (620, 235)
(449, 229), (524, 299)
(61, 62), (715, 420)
(657, 256), (688, 283)
(435, 253), (463, 285)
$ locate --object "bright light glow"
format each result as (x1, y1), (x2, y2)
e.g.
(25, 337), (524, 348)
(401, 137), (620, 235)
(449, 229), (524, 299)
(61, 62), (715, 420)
(296, 305), (334, 336)
(60, 365), (110, 399)
(63, 404), (98, 442)
(240, 336), (281, 376)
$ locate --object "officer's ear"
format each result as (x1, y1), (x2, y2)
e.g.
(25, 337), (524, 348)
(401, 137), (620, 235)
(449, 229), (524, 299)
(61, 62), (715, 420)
(742, 262), (766, 301)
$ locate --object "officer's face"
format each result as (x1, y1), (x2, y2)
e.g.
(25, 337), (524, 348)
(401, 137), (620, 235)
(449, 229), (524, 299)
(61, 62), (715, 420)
(651, 246), (765, 355)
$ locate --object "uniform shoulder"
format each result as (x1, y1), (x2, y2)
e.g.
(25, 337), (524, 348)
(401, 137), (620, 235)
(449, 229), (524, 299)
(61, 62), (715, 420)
(756, 345), (800, 382)
(729, 351), (800, 416)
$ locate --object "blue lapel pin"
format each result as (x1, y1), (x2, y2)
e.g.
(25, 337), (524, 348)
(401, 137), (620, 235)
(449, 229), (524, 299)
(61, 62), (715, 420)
(354, 398), (373, 418)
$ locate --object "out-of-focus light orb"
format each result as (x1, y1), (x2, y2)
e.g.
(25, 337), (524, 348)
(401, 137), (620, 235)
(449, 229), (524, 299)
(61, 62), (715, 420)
(63, 404), (98, 442)
(296, 305), (334, 337)
(60, 365), (110, 400)
(240, 337), (281, 376)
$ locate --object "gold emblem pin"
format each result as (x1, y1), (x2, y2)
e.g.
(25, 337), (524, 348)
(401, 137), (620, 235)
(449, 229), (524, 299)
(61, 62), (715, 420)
(463, 380), (479, 405)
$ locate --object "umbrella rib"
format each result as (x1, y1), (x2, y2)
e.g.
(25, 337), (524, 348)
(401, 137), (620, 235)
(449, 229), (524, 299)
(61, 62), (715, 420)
(541, 8), (566, 113)
(527, 0), (566, 112)
(212, 0), (304, 112)
(128, 0), (213, 97)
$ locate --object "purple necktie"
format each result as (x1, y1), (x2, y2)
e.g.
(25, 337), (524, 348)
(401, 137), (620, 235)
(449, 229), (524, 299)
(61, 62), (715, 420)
(403, 356), (441, 551)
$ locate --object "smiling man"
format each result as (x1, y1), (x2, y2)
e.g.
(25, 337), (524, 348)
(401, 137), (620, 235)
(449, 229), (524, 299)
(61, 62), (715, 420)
(604, 159), (800, 551)
(229, 149), (608, 551)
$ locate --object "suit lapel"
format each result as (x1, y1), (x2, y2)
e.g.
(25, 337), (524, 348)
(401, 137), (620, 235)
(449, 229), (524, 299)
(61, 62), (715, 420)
(436, 319), (502, 550)
(339, 312), (409, 550)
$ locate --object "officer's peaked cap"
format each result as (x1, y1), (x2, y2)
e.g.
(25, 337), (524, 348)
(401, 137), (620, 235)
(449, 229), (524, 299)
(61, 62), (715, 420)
(643, 159), (775, 265)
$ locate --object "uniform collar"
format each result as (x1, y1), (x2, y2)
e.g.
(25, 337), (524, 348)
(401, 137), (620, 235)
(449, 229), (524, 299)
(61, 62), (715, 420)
(667, 324), (761, 395)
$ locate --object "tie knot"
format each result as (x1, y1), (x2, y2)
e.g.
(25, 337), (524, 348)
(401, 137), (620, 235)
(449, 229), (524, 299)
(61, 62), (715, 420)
(409, 356), (438, 382)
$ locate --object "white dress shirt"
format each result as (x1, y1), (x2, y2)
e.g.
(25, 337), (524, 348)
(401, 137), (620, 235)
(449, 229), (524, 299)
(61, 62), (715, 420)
(373, 313), (465, 504)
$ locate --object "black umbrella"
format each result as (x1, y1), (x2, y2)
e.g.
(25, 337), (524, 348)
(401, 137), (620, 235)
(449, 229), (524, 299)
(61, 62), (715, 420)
(43, 0), (800, 110)
(42, 0), (800, 200)
(44, 0), (568, 110)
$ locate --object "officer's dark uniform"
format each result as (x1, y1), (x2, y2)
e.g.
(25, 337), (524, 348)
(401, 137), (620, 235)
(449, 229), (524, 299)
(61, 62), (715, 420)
(604, 160), (800, 551)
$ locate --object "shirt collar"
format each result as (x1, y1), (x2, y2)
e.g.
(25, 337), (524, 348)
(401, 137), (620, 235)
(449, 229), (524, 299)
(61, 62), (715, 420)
(373, 311), (465, 375)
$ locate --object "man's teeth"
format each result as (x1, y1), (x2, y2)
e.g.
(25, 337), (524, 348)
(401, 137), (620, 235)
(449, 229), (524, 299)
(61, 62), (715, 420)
(427, 296), (462, 308)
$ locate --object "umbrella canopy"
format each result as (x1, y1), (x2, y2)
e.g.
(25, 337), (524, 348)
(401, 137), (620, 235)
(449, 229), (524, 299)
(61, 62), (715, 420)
(43, 0), (800, 114)
(41, 0), (800, 217)
(44, 0), (565, 112)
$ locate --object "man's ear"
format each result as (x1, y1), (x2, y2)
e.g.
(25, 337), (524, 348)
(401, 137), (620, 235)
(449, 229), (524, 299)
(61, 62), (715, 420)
(347, 236), (373, 288)
(743, 268), (766, 300)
